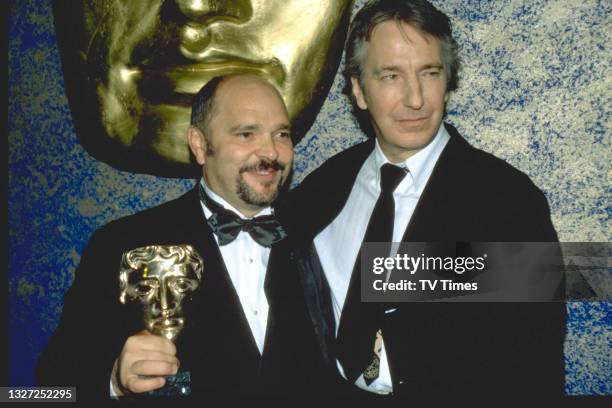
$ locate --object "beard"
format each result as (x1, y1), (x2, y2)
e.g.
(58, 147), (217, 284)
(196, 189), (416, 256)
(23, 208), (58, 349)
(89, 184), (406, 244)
(236, 159), (286, 207)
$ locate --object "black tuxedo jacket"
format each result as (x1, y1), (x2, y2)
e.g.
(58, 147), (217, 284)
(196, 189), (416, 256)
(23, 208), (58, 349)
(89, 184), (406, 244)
(36, 187), (329, 400)
(278, 123), (566, 398)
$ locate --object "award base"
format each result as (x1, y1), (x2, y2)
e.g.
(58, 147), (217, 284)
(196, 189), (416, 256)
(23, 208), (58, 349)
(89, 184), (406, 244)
(147, 371), (191, 397)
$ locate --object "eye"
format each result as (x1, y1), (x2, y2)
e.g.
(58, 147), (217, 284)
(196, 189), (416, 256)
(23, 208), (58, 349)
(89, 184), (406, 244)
(134, 280), (157, 296)
(380, 74), (397, 81)
(237, 132), (253, 139)
(423, 70), (441, 77)
(275, 131), (291, 139)
(171, 278), (194, 293)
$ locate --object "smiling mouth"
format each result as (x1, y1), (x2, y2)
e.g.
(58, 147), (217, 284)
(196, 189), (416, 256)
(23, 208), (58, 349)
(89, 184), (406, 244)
(246, 168), (281, 184)
(135, 56), (286, 107)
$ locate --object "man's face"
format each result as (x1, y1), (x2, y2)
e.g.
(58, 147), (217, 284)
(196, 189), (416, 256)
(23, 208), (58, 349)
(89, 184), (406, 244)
(189, 76), (293, 217)
(351, 21), (448, 163)
(53, 0), (350, 176)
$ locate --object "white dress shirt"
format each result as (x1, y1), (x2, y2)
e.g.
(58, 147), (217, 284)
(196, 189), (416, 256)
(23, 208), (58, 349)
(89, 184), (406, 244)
(314, 124), (450, 394)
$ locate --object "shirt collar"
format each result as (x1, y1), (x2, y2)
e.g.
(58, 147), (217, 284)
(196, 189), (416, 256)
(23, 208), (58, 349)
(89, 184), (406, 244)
(372, 123), (450, 193)
(199, 178), (272, 219)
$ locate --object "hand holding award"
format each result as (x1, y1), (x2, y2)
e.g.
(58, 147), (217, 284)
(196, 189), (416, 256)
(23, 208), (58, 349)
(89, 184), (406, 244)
(114, 245), (203, 397)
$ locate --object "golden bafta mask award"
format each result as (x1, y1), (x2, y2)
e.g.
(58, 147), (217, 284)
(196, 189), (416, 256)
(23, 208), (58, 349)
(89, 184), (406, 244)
(119, 244), (204, 396)
(53, 0), (351, 177)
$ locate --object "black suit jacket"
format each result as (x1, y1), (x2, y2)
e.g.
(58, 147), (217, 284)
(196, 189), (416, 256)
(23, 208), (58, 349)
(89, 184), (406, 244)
(278, 123), (566, 398)
(36, 187), (329, 400)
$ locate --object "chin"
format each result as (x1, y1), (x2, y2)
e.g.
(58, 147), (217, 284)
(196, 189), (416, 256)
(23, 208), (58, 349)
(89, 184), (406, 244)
(243, 187), (278, 207)
(257, 189), (278, 204)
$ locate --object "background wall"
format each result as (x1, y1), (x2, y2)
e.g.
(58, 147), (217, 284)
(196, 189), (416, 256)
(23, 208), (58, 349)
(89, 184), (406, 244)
(8, 0), (611, 394)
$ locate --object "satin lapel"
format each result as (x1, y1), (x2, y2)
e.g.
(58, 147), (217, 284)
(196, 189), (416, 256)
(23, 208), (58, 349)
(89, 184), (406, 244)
(291, 243), (335, 364)
(179, 187), (262, 363)
(261, 243), (279, 359)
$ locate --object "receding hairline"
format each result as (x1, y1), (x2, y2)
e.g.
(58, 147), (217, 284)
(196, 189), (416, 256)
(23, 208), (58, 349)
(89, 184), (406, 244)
(366, 18), (444, 55)
(191, 74), (285, 135)
(216, 74), (283, 99)
(366, 16), (433, 42)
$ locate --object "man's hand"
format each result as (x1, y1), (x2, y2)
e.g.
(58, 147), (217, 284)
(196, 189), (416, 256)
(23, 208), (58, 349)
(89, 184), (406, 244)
(112, 330), (180, 396)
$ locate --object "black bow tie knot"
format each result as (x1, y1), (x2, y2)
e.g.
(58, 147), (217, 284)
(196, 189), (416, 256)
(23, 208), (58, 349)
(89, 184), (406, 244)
(199, 183), (287, 247)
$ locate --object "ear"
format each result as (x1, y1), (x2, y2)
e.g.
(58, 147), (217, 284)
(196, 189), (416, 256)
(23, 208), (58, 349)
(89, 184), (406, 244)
(444, 92), (450, 103)
(188, 126), (207, 165)
(350, 76), (368, 110)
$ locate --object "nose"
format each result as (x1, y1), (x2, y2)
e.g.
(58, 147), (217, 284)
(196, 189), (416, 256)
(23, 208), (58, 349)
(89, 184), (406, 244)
(402, 77), (424, 110)
(256, 135), (280, 162)
(175, 0), (253, 59)
(158, 283), (175, 316)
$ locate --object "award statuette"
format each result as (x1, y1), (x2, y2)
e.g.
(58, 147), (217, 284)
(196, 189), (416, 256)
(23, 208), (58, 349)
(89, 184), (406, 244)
(119, 245), (204, 397)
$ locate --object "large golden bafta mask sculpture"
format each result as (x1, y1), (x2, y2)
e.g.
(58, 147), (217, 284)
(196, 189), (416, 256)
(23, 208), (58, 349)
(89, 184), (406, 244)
(119, 245), (204, 342)
(53, 0), (352, 177)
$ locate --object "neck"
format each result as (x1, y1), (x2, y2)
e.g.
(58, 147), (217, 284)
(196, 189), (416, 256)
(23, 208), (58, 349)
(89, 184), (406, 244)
(378, 143), (420, 163)
(238, 205), (265, 218)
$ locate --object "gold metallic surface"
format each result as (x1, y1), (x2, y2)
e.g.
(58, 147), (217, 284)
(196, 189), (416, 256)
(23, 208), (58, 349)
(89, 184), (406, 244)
(119, 245), (204, 342)
(53, 0), (352, 177)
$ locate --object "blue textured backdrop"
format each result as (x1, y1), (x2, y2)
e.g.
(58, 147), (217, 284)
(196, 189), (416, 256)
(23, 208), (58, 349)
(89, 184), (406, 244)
(8, 0), (611, 394)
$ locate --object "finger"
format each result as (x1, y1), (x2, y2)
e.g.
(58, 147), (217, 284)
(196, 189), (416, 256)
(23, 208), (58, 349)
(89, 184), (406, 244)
(124, 333), (177, 355)
(130, 360), (180, 377)
(125, 375), (166, 394)
(124, 350), (180, 367)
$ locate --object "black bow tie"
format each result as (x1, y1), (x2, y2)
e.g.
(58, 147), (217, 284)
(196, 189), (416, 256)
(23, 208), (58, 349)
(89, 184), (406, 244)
(198, 183), (287, 247)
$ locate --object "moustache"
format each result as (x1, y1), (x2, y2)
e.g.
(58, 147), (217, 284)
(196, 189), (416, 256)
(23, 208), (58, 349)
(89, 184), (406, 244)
(239, 160), (286, 174)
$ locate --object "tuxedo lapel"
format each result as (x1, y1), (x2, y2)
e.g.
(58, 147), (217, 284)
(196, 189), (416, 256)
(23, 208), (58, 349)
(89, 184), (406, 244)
(291, 243), (335, 364)
(262, 238), (313, 357)
(261, 243), (282, 358)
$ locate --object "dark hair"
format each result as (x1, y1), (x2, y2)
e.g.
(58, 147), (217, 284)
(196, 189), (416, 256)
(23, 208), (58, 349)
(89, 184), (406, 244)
(344, 0), (460, 93)
(190, 75), (226, 135)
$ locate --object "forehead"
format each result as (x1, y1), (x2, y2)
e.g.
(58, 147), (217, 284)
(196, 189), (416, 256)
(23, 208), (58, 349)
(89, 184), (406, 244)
(364, 20), (443, 65)
(213, 77), (289, 119)
(127, 262), (198, 281)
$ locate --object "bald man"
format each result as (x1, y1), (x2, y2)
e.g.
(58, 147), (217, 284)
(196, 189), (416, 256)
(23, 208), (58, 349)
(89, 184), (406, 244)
(37, 75), (331, 399)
